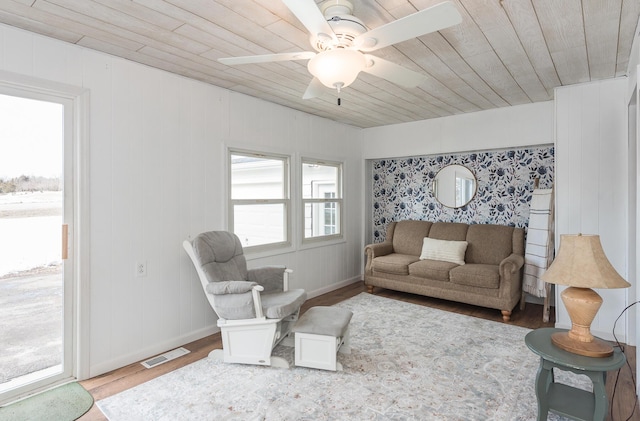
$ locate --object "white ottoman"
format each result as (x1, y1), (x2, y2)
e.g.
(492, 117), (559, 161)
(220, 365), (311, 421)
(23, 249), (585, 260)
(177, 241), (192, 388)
(292, 306), (353, 371)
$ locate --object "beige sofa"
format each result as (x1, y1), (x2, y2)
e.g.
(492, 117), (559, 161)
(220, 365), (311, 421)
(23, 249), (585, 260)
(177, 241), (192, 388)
(364, 220), (525, 321)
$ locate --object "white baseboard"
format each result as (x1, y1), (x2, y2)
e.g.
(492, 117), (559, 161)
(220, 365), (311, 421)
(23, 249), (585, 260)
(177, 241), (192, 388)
(305, 276), (362, 300)
(88, 325), (219, 378)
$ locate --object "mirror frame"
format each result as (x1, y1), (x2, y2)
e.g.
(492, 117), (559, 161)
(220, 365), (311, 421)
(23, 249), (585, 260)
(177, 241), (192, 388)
(432, 164), (477, 209)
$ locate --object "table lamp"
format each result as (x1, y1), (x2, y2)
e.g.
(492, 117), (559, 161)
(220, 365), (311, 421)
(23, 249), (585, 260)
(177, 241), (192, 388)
(541, 234), (630, 358)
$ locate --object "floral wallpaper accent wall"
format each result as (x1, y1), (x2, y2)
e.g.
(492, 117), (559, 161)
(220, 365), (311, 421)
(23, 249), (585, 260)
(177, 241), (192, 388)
(371, 146), (554, 242)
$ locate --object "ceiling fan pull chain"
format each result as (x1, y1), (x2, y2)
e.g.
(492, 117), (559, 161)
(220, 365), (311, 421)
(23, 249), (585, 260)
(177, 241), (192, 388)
(338, 98), (341, 106)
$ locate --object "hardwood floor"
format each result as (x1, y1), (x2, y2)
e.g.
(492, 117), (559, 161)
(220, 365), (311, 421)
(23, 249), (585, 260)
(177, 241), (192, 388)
(79, 282), (638, 420)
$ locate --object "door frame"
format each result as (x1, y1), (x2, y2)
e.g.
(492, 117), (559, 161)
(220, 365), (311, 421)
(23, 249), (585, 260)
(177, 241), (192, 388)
(628, 86), (638, 349)
(0, 70), (90, 402)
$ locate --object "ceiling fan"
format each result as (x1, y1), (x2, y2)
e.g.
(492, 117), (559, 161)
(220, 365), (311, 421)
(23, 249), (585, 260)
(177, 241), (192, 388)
(218, 0), (462, 100)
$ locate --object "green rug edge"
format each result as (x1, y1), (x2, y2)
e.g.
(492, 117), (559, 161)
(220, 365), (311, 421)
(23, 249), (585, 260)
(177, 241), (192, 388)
(0, 382), (94, 421)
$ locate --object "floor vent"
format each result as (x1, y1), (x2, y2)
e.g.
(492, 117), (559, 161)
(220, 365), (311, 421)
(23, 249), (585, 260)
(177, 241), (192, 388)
(141, 347), (190, 369)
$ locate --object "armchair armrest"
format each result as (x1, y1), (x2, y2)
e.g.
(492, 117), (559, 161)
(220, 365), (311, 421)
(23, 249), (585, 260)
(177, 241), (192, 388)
(206, 280), (258, 295)
(284, 269), (292, 291)
(248, 266), (291, 293)
(206, 281), (265, 320)
(251, 285), (265, 319)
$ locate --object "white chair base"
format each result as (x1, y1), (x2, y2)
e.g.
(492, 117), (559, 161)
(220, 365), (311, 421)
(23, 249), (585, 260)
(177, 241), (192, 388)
(208, 305), (354, 371)
(208, 348), (290, 368)
(211, 316), (297, 368)
(292, 306), (353, 371)
(294, 328), (351, 371)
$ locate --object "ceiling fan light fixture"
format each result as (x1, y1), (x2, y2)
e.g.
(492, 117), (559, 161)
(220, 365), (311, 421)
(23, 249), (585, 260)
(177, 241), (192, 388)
(307, 49), (366, 90)
(320, 0), (354, 16)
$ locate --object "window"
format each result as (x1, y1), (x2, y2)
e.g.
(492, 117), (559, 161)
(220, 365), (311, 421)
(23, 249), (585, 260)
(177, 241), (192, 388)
(229, 150), (290, 249)
(456, 174), (474, 207)
(302, 159), (342, 241)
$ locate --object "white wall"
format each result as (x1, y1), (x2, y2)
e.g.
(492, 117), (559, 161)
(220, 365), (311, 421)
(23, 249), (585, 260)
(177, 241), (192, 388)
(625, 17), (640, 398)
(361, 101), (554, 159)
(0, 23), (363, 377)
(554, 78), (629, 342)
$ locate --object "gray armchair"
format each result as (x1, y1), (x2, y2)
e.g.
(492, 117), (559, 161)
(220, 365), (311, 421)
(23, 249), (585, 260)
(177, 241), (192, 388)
(183, 231), (306, 367)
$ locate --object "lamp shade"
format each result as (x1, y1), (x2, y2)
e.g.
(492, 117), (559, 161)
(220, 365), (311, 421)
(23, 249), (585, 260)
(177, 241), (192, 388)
(307, 49), (366, 90)
(541, 234), (630, 289)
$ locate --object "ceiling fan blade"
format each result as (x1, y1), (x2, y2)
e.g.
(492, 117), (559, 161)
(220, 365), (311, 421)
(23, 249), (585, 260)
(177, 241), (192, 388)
(282, 0), (336, 41)
(354, 1), (462, 52)
(362, 55), (427, 88)
(303, 77), (325, 99)
(219, 52), (315, 65)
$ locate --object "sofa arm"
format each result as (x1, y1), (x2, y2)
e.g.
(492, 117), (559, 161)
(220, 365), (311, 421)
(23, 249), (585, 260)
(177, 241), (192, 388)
(364, 242), (394, 275)
(499, 253), (524, 279)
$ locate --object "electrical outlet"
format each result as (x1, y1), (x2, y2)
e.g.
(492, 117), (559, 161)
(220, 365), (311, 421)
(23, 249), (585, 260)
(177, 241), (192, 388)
(136, 261), (147, 277)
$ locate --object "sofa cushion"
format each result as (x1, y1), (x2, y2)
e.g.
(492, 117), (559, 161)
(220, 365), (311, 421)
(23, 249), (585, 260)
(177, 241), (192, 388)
(391, 221), (433, 256)
(409, 259), (458, 282)
(465, 224), (514, 265)
(428, 222), (469, 241)
(419, 237), (468, 265)
(372, 253), (420, 275)
(450, 264), (500, 289)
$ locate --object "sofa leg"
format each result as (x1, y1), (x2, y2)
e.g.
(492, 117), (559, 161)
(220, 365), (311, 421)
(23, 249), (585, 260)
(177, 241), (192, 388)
(366, 285), (374, 294)
(501, 310), (512, 322)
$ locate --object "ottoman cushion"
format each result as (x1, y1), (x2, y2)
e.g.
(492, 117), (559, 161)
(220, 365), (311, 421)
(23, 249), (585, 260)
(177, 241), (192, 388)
(293, 306), (353, 337)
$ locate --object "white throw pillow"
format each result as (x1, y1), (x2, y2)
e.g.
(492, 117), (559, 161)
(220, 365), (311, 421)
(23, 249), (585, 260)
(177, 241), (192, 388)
(419, 237), (468, 265)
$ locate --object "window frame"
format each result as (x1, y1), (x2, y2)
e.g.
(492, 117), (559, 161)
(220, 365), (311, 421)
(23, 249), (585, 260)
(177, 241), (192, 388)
(301, 157), (343, 244)
(228, 148), (291, 252)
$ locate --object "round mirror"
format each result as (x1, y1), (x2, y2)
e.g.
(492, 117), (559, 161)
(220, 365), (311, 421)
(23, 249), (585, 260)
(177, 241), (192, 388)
(432, 165), (477, 208)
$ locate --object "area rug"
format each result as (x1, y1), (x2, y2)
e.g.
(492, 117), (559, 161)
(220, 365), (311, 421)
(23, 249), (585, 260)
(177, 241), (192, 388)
(0, 382), (93, 421)
(97, 293), (589, 420)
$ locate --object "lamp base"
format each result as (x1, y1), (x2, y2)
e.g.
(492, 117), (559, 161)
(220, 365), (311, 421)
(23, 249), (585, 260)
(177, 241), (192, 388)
(551, 331), (613, 358)
(555, 286), (613, 358)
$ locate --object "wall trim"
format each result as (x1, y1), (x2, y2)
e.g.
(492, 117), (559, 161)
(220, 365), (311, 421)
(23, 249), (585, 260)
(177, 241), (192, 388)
(364, 143), (555, 162)
(89, 326), (220, 378)
(306, 276), (362, 300)
(0, 70), (92, 385)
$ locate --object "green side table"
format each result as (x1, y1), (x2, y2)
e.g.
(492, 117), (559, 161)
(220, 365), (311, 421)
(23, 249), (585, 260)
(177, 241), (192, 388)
(525, 328), (626, 421)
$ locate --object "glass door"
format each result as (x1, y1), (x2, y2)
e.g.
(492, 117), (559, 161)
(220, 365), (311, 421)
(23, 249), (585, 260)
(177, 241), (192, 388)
(0, 91), (74, 403)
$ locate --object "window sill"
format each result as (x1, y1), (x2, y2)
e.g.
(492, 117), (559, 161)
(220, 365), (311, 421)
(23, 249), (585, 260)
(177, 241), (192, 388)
(299, 236), (346, 251)
(243, 238), (346, 261)
(244, 245), (296, 261)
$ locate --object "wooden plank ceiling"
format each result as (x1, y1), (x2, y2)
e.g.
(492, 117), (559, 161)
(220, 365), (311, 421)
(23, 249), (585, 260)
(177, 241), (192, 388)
(0, 0), (638, 128)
